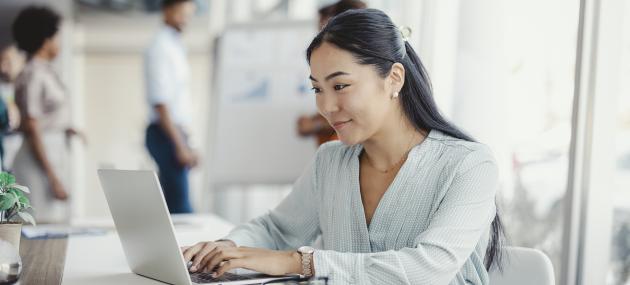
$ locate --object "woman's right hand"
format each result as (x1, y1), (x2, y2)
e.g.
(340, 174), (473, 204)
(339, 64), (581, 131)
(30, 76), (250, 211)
(181, 240), (236, 273)
(48, 174), (68, 200)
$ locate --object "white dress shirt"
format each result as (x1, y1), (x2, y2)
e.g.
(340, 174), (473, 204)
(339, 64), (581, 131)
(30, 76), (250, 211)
(144, 25), (192, 128)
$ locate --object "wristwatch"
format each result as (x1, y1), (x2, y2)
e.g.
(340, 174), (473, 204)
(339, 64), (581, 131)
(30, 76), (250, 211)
(297, 246), (315, 277)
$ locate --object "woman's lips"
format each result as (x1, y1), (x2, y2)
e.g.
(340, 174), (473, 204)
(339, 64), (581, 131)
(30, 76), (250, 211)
(332, 119), (352, 130)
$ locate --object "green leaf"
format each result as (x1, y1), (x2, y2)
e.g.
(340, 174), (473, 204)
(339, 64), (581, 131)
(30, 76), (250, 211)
(8, 183), (30, 194)
(8, 191), (19, 202)
(17, 211), (36, 226)
(8, 189), (29, 207)
(18, 196), (30, 206)
(8, 188), (24, 197)
(0, 193), (17, 211)
(0, 172), (16, 187)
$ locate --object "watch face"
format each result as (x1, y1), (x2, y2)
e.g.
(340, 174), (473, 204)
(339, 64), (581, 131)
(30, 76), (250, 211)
(298, 246), (315, 254)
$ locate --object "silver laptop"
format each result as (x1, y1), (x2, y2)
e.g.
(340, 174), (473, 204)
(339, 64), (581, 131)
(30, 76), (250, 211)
(97, 169), (299, 285)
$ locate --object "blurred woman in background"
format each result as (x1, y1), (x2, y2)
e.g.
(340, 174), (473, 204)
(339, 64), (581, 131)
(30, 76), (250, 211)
(12, 6), (82, 223)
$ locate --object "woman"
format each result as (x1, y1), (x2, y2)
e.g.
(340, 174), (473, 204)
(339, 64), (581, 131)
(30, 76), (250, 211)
(11, 6), (80, 223)
(184, 9), (503, 284)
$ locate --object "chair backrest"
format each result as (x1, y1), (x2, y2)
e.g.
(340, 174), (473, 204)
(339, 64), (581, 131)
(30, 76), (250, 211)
(489, 246), (555, 285)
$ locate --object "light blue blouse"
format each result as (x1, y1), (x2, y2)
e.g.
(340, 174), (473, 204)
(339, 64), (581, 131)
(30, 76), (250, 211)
(224, 129), (498, 284)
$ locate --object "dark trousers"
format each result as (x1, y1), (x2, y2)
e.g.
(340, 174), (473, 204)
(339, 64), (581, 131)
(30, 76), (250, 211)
(145, 124), (193, 213)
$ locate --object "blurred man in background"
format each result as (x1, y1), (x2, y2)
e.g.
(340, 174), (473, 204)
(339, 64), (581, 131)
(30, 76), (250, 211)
(144, 0), (197, 214)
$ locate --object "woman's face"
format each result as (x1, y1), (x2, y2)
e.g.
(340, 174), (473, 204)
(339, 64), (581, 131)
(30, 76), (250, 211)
(42, 33), (60, 60)
(309, 42), (404, 145)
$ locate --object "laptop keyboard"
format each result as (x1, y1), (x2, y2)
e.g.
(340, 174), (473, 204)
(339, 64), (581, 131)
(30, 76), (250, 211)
(190, 272), (269, 283)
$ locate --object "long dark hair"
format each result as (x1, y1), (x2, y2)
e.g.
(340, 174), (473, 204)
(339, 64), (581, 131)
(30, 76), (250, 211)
(306, 8), (504, 270)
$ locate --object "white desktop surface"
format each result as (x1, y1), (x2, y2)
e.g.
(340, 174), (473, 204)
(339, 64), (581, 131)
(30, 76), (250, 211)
(61, 214), (235, 285)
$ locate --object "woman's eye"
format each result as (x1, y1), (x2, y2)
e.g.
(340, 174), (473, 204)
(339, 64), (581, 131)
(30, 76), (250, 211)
(334, 84), (349, 91)
(311, 87), (321, 94)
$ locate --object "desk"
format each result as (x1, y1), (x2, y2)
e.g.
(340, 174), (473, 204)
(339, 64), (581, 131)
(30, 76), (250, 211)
(18, 238), (68, 285)
(60, 214), (234, 285)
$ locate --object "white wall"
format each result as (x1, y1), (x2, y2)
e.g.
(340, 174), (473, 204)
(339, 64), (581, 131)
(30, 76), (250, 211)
(72, 14), (213, 219)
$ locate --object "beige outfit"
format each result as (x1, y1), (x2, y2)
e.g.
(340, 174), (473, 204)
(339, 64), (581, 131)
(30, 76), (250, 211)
(12, 58), (70, 224)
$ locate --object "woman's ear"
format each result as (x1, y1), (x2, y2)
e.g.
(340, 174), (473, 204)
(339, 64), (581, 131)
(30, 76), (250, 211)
(388, 63), (405, 93)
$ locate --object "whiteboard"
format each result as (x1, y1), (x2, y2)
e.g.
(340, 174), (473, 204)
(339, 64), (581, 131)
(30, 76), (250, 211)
(208, 21), (319, 185)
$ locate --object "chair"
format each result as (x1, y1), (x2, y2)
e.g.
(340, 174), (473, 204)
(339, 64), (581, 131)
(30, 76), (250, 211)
(489, 246), (555, 285)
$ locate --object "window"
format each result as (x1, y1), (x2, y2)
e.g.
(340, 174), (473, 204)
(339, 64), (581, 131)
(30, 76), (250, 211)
(608, 2), (630, 283)
(423, 1), (580, 278)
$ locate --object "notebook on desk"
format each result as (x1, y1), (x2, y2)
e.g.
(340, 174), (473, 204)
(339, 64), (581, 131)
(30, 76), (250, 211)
(21, 225), (107, 239)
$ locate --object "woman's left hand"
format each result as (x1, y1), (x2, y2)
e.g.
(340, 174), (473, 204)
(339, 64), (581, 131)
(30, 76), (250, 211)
(193, 246), (302, 278)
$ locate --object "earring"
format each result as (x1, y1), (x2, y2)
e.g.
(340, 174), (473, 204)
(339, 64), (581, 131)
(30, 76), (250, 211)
(392, 92), (399, 99)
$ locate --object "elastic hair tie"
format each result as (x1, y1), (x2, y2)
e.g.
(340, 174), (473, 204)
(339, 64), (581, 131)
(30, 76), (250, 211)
(398, 26), (412, 42)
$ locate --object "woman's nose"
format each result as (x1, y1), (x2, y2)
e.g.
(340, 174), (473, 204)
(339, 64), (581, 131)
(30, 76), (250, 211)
(318, 92), (340, 116)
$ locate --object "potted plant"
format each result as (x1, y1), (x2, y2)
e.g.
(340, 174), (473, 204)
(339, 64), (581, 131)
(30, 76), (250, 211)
(0, 172), (35, 250)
